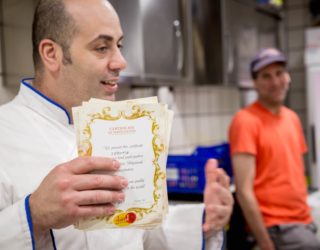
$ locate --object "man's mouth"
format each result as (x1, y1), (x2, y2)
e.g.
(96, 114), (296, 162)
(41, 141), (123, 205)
(99, 80), (119, 97)
(100, 80), (118, 86)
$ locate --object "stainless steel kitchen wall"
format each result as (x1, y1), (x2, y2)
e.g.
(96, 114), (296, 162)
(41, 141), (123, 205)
(109, 0), (281, 86)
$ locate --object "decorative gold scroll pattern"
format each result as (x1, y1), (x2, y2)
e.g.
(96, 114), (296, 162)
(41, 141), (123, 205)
(79, 105), (165, 225)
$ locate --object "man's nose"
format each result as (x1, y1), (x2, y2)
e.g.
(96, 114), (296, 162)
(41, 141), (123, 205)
(270, 74), (282, 86)
(109, 49), (127, 71)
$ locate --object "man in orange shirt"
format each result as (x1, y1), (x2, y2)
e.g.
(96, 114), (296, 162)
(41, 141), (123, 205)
(229, 48), (320, 250)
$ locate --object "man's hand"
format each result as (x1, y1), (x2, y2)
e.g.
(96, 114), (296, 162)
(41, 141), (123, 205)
(202, 159), (233, 238)
(29, 156), (128, 238)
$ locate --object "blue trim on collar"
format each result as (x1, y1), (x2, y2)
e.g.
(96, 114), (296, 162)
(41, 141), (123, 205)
(50, 229), (58, 250)
(202, 210), (205, 250)
(21, 78), (71, 124)
(25, 194), (35, 250)
(221, 230), (226, 250)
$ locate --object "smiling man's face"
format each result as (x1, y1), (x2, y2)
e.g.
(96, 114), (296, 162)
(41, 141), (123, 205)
(254, 63), (290, 108)
(57, 0), (127, 109)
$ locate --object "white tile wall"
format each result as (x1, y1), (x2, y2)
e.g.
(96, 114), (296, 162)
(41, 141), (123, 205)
(197, 87), (210, 115)
(168, 116), (192, 152)
(208, 116), (225, 143)
(181, 87), (198, 115)
(219, 88), (240, 113)
(165, 86), (239, 154)
(185, 116), (200, 146)
(118, 84), (240, 155)
(220, 114), (234, 138)
(203, 87), (222, 114)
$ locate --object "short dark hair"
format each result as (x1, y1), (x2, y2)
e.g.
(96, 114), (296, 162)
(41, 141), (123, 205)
(251, 71), (259, 80)
(32, 0), (78, 70)
(251, 62), (286, 80)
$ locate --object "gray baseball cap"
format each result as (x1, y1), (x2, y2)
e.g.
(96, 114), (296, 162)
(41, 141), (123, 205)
(250, 48), (287, 77)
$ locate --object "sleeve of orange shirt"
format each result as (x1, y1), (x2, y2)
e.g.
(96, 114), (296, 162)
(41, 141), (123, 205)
(229, 110), (259, 156)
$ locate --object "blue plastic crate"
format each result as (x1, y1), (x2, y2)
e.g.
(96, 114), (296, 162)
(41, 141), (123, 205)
(166, 143), (233, 195)
(192, 143), (233, 178)
(166, 155), (207, 194)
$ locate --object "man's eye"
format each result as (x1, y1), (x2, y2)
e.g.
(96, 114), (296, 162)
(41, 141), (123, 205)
(117, 44), (123, 49)
(277, 71), (284, 77)
(96, 47), (108, 52)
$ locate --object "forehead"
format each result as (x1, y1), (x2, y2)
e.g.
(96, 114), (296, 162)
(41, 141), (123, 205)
(65, 0), (123, 41)
(257, 62), (285, 75)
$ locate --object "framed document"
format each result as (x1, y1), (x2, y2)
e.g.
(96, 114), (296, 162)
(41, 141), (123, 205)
(73, 97), (173, 230)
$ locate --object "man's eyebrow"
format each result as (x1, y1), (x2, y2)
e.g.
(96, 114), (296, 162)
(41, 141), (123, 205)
(91, 34), (124, 43)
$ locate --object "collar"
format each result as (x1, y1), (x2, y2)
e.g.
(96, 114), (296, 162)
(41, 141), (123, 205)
(253, 101), (284, 118)
(18, 78), (72, 126)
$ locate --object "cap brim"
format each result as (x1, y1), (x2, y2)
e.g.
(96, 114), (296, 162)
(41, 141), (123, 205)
(252, 55), (286, 73)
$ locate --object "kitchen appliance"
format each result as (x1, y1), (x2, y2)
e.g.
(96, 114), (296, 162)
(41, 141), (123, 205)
(109, 0), (281, 86)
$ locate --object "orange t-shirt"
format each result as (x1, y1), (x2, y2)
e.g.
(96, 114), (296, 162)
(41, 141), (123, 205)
(229, 101), (311, 227)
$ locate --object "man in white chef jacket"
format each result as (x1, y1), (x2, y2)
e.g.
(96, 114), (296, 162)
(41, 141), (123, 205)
(0, 0), (233, 249)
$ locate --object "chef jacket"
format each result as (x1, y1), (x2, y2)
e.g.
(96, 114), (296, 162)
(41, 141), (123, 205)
(0, 79), (223, 250)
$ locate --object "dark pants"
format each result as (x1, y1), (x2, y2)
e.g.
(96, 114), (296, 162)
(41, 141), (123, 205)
(268, 223), (320, 250)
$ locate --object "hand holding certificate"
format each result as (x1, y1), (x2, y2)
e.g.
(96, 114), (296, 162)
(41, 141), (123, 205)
(72, 97), (173, 230)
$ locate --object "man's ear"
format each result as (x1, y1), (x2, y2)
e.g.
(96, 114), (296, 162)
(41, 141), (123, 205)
(252, 79), (258, 89)
(38, 39), (63, 72)
(285, 72), (291, 84)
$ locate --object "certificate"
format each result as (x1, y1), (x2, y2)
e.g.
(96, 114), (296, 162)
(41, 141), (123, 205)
(73, 97), (173, 230)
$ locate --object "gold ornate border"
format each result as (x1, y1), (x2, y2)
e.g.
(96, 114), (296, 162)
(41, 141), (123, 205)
(79, 105), (165, 225)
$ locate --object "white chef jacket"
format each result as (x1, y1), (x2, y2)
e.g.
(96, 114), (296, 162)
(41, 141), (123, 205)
(0, 78), (224, 250)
